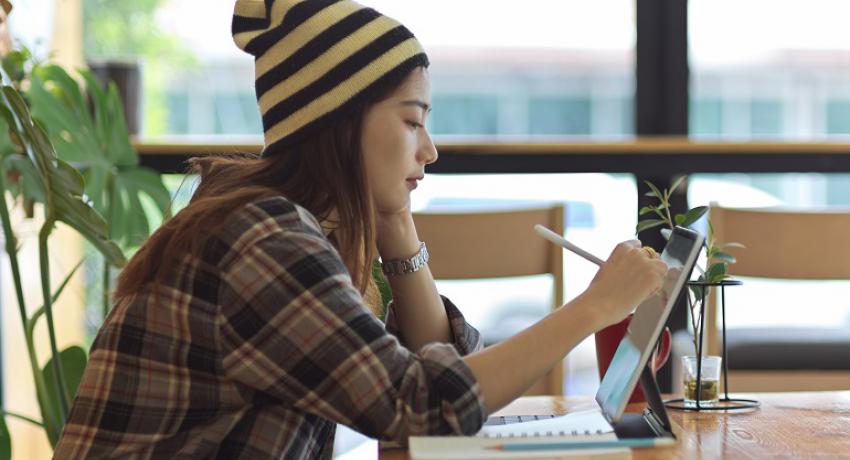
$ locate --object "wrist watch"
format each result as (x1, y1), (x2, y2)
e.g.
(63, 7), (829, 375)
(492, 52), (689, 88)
(381, 242), (429, 276)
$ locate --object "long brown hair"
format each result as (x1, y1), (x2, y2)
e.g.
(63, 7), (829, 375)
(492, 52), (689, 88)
(115, 96), (389, 311)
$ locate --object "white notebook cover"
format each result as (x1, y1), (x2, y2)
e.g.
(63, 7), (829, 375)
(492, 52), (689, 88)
(409, 409), (628, 459)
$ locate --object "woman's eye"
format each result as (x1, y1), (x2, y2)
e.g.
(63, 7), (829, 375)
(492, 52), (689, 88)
(406, 120), (423, 130)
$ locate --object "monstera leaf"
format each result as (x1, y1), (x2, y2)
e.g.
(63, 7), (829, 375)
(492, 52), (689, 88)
(0, 86), (126, 265)
(28, 64), (171, 248)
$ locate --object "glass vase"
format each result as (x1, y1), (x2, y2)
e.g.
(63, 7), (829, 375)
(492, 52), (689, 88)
(682, 355), (722, 407)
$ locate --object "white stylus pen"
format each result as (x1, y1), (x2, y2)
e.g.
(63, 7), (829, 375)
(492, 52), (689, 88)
(534, 224), (605, 267)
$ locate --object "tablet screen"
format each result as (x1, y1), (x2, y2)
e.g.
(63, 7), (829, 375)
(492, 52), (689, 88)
(595, 227), (704, 423)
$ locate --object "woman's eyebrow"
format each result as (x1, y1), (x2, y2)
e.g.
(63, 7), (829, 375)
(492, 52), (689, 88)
(400, 100), (432, 113)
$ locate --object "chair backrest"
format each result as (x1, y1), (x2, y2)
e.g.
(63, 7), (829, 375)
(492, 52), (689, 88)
(706, 204), (850, 361)
(413, 205), (564, 287)
(710, 205), (850, 279)
(413, 203), (566, 395)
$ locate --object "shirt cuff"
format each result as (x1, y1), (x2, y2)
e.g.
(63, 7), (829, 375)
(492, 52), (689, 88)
(419, 342), (489, 436)
(384, 295), (483, 356)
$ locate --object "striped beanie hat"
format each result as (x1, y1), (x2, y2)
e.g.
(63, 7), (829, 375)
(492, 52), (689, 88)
(232, 0), (429, 156)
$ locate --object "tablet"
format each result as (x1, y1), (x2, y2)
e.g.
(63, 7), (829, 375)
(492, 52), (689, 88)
(595, 226), (704, 424)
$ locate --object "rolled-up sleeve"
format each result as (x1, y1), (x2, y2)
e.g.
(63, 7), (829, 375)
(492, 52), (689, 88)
(217, 225), (487, 443)
(384, 296), (483, 356)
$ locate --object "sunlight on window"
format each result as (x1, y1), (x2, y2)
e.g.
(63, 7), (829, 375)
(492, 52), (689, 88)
(78, 0), (636, 140)
(690, 0), (850, 140)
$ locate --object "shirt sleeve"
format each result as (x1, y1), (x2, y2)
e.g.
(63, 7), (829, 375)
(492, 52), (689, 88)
(384, 296), (483, 356)
(216, 223), (487, 443)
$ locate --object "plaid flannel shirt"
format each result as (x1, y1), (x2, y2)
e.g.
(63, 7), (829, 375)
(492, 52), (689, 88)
(54, 196), (487, 459)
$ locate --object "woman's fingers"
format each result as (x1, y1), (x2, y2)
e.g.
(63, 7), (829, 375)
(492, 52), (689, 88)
(584, 240), (670, 322)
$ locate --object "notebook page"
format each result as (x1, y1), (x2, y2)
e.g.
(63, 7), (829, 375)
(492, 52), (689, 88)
(477, 409), (615, 438)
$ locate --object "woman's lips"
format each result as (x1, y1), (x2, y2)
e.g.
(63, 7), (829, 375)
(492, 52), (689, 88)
(406, 179), (419, 190)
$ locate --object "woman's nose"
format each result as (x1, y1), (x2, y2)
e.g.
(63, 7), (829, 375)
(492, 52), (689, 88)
(419, 130), (438, 165)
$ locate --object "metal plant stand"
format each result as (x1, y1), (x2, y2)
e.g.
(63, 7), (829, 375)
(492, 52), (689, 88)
(665, 279), (760, 411)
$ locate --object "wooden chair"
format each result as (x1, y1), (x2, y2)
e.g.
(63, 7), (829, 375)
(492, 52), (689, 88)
(413, 203), (565, 395)
(707, 205), (850, 392)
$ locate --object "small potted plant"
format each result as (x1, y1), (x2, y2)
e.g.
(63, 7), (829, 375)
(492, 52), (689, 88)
(637, 178), (743, 407)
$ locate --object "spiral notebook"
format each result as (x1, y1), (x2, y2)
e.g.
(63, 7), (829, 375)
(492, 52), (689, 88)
(409, 409), (628, 459)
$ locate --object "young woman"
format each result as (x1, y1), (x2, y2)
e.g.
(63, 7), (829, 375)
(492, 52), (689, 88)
(54, 1), (667, 458)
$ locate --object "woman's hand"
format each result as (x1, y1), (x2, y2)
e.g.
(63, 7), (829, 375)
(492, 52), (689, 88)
(465, 239), (666, 412)
(575, 240), (668, 330)
(374, 208), (421, 260)
(373, 208), (452, 349)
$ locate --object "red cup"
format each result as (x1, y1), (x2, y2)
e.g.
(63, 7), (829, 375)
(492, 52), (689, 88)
(594, 313), (671, 404)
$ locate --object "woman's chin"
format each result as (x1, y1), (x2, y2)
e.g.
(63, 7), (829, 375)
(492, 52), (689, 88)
(375, 196), (411, 215)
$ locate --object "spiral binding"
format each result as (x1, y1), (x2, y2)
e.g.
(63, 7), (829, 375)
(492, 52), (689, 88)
(481, 428), (606, 438)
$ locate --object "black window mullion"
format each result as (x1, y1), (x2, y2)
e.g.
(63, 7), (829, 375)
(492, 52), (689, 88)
(635, 0), (690, 392)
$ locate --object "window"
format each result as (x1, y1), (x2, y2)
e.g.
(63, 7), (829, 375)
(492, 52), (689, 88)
(67, 0), (638, 141)
(689, 0), (850, 330)
(6, 1), (642, 140)
(165, 91), (190, 134)
(691, 98), (723, 137)
(750, 99), (783, 137)
(826, 100), (850, 135)
(529, 97), (592, 135)
(429, 95), (500, 135)
(690, 0), (850, 140)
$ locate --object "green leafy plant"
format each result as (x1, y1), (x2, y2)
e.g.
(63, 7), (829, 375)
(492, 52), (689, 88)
(25, 63), (172, 317)
(1, 45), (172, 315)
(0, 79), (126, 454)
(637, 177), (744, 355)
(0, 47), (34, 92)
(371, 260), (392, 321)
(0, 46), (170, 458)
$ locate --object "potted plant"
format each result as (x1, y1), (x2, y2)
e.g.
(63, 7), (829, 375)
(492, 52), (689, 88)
(637, 178), (743, 407)
(0, 75), (127, 455)
(1, 47), (172, 319)
(0, 39), (169, 460)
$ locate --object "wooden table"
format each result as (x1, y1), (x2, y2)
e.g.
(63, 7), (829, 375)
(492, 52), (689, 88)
(374, 391), (850, 459)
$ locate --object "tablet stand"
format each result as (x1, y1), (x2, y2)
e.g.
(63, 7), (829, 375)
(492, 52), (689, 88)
(664, 279), (760, 411)
(613, 363), (675, 439)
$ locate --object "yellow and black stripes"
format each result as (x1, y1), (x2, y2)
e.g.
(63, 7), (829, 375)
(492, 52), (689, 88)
(232, 0), (428, 155)
(245, 1), (340, 57)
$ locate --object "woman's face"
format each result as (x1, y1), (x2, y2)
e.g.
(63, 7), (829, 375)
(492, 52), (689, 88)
(361, 67), (437, 214)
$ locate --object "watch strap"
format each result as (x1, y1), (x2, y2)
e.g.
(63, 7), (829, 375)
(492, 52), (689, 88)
(381, 242), (429, 276)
